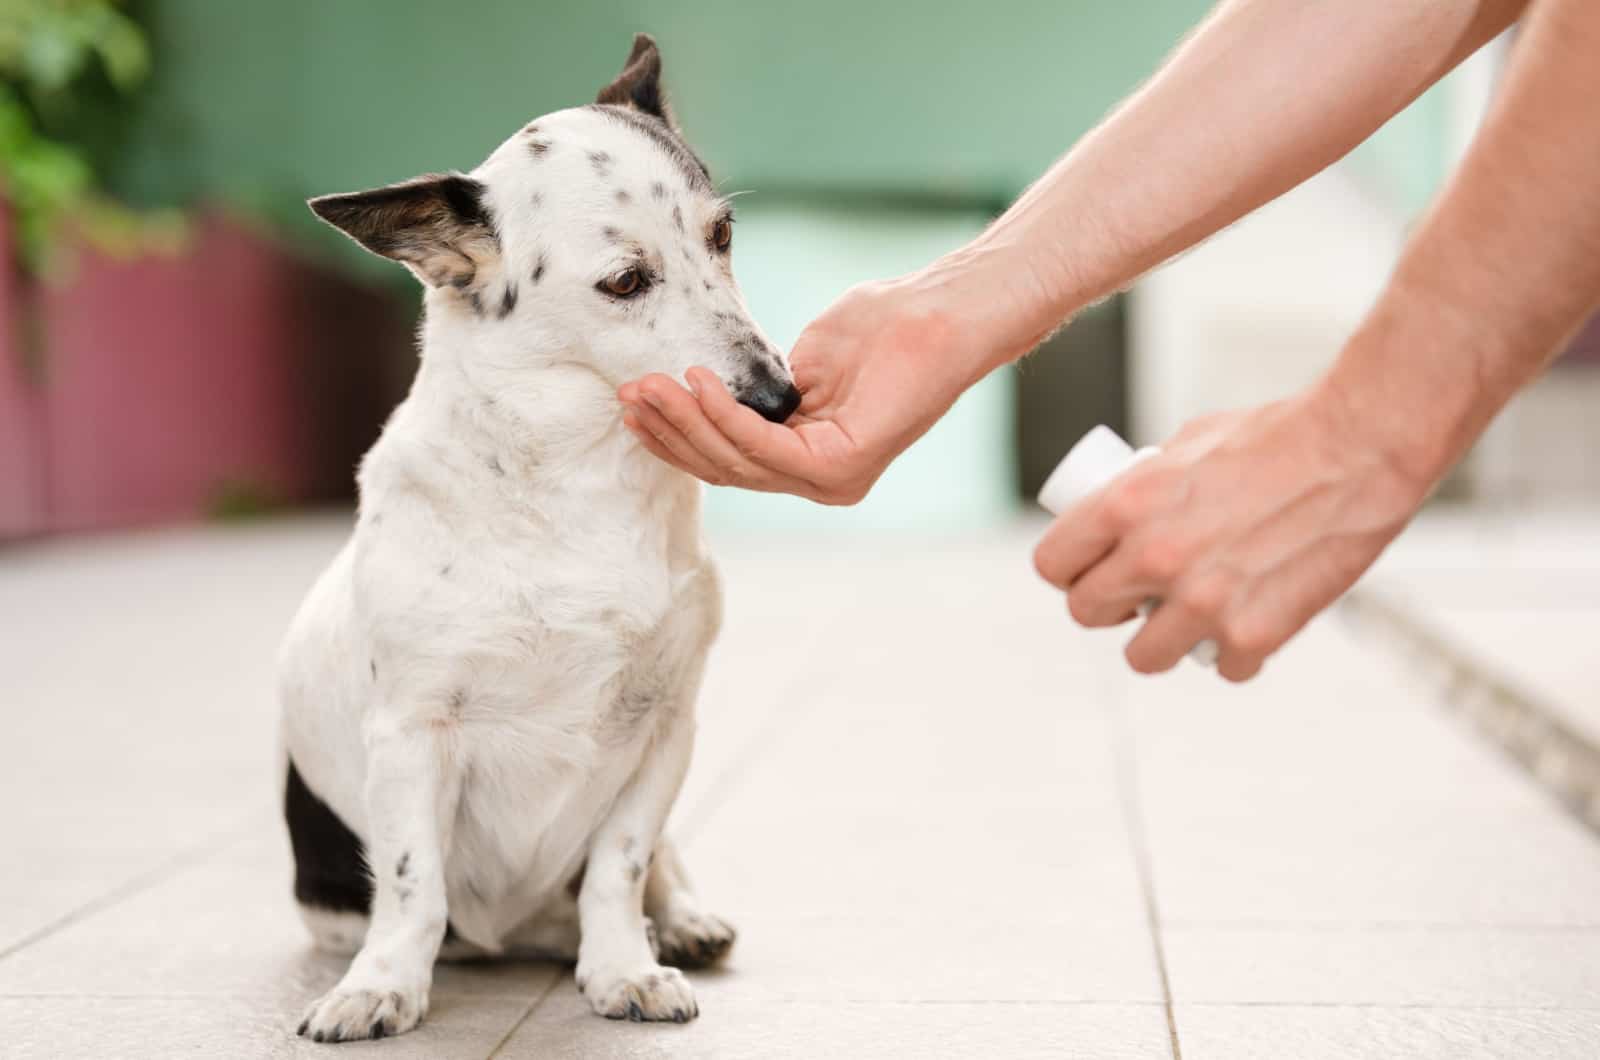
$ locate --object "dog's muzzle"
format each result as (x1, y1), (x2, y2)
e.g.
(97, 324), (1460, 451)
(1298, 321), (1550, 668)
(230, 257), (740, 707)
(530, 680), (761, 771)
(737, 362), (802, 424)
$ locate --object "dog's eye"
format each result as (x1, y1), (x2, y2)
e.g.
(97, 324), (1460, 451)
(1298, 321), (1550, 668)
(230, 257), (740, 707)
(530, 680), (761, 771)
(599, 267), (648, 299)
(710, 218), (733, 252)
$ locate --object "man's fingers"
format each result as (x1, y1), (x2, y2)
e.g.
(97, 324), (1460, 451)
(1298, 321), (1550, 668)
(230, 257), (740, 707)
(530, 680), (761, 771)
(637, 375), (775, 487)
(686, 367), (820, 478)
(1033, 496), (1122, 591)
(1059, 541), (1160, 628)
(1123, 599), (1216, 675)
(627, 405), (729, 486)
(623, 411), (692, 472)
(624, 377), (821, 496)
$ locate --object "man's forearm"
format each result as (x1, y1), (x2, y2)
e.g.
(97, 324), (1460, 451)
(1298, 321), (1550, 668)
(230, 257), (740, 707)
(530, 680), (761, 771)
(923, 0), (1526, 375)
(1325, 0), (1600, 487)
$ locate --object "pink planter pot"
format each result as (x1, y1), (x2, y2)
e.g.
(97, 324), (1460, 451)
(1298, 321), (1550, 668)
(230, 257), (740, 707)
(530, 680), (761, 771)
(0, 207), (46, 537)
(2, 209), (411, 537)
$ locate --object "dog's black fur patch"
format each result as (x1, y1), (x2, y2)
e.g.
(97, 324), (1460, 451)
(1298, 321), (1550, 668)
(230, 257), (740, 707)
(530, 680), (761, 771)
(595, 33), (672, 125)
(309, 173), (491, 258)
(285, 758), (372, 915)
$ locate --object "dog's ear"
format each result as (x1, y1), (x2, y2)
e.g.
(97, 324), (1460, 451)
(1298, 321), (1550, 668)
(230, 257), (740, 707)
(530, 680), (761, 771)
(595, 33), (676, 129)
(308, 173), (497, 290)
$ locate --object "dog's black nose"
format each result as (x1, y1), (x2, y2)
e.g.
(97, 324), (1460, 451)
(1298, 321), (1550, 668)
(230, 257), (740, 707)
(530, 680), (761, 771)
(740, 380), (802, 423)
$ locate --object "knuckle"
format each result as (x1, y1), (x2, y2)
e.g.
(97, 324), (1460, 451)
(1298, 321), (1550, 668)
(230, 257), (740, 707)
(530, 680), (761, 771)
(1066, 591), (1100, 627)
(1220, 616), (1276, 657)
(1218, 657), (1261, 684)
(1032, 544), (1057, 585)
(1174, 576), (1230, 618)
(1101, 481), (1148, 530)
(1124, 645), (1163, 675)
(1131, 537), (1185, 582)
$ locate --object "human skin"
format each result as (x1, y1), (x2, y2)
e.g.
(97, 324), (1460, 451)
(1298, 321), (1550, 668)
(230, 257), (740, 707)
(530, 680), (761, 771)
(619, 0), (1600, 680)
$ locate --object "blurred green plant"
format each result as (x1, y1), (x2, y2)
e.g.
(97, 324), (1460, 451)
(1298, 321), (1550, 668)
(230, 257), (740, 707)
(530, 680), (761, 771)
(0, 0), (159, 275)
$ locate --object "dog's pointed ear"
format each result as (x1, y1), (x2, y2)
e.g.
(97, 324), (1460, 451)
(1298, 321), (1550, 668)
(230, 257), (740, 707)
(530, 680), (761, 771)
(595, 33), (676, 128)
(308, 173), (497, 290)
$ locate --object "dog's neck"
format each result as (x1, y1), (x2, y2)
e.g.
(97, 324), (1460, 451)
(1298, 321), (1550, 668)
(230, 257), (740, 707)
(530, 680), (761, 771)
(360, 317), (699, 539)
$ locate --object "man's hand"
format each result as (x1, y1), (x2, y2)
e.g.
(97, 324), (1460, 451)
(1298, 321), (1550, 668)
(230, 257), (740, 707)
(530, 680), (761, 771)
(617, 276), (988, 505)
(1032, 385), (1430, 682)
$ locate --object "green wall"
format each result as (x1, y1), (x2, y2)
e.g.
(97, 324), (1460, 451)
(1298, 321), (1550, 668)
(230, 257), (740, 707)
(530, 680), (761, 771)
(111, 1), (1212, 225)
(108, 0), (1463, 262)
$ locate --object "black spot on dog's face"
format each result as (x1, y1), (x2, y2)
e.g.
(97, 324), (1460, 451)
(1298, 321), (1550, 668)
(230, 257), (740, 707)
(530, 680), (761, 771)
(396, 853), (411, 878)
(588, 149), (613, 176)
(527, 139), (551, 158)
(650, 181), (666, 200)
(614, 188), (631, 204)
(529, 191), (542, 208)
(602, 225), (621, 242)
(487, 454), (505, 476)
(370, 658), (378, 680)
(531, 256), (546, 284)
(496, 285), (518, 319)
(671, 205), (684, 231)
(439, 563), (453, 577)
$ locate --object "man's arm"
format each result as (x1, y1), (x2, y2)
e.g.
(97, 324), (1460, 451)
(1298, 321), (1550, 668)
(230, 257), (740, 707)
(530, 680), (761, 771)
(1325, 0), (1600, 486)
(1036, 0), (1600, 680)
(620, 0), (1527, 502)
(940, 0), (1530, 372)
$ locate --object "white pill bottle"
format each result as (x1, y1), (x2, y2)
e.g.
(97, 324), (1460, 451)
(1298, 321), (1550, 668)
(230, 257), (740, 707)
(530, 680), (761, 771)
(1037, 426), (1219, 667)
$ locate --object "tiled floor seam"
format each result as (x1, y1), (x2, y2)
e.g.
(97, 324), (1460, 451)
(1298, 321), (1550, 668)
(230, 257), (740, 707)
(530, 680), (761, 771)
(1343, 591), (1600, 837)
(485, 973), (565, 1060)
(1108, 688), (1184, 1060)
(0, 819), (257, 964)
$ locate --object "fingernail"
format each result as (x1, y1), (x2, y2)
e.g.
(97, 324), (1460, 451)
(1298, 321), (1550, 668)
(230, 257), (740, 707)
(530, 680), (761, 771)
(686, 374), (702, 398)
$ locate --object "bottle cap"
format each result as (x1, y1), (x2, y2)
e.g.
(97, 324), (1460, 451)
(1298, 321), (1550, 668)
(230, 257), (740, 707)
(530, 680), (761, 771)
(1037, 425), (1136, 515)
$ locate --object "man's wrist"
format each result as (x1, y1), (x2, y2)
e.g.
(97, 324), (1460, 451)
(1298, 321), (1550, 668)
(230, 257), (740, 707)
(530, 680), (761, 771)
(907, 235), (1085, 382)
(1319, 283), (1507, 493)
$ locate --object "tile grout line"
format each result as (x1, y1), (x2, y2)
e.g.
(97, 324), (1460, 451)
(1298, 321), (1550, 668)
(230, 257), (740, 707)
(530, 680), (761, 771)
(1105, 677), (1183, 1060)
(484, 972), (565, 1059)
(0, 820), (256, 964)
(1342, 591), (1600, 838)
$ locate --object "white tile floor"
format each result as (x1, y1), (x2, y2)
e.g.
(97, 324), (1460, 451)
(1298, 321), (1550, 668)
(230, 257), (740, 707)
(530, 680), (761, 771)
(2, 513), (1597, 1058)
(1361, 504), (1600, 747)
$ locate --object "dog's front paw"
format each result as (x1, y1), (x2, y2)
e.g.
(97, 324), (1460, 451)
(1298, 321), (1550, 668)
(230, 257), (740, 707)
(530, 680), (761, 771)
(577, 962), (698, 1023)
(297, 984), (428, 1043)
(656, 911), (736, 969)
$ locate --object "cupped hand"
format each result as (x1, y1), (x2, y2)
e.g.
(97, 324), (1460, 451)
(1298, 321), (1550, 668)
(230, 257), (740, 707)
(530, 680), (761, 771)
(617, 277), (985, 505)
(1032, 387), (1432, 682)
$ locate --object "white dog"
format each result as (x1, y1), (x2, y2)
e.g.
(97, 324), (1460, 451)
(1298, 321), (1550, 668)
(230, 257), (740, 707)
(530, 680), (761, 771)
(278, 35), (798, 1043)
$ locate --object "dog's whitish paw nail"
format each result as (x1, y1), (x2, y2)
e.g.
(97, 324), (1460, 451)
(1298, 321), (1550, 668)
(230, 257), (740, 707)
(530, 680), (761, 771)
(580, 964), (698, 1023)
(657, 912), (737, 969)
(298, 985), (426, 1043)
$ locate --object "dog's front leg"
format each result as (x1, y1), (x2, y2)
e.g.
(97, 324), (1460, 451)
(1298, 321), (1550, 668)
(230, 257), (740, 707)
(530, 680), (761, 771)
(576, 709), (700, 1022)
(298, 718), (459, 1043)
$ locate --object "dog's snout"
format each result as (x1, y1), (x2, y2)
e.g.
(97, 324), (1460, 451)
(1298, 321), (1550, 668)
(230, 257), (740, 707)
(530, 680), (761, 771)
(744, 381), (802, 424)
(736, 361), (801, 424)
